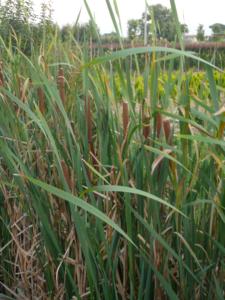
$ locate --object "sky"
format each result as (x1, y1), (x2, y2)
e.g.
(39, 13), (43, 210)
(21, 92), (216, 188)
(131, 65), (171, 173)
(33, 0), (225, 35)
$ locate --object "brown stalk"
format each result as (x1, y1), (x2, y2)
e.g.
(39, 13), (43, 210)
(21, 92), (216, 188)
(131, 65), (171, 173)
(122, 101), (129, 137)
(18, 78), (23, 101)
(163, 119), (172, 145)
(155, 112), (163, 138)
(85, 96), (93, 145)
(37, 88), (46, 114)
(142, 115), (151, 139)
(57, 67), (66, 105)
(61, 160), (72, 190)
(85, 96), (99, 172)
(153, 112), (164, 179)
(154, 240), (166, 300)
(19, 79), (27, 103)
(0, 61), (4, 86)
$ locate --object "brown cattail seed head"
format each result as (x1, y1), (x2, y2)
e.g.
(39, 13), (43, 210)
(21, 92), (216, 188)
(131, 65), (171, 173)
(163, 119), (172, 145)
(85, 96), (93, 144)
(143, 115), (151, 139)
(122, 101), (129, 137)
(0, 61), (4, 87)
(37, 88), (45, 114)
(156, 112), (163, 138)
(61, 160), (72, 190)
(57, 67), (66, 105)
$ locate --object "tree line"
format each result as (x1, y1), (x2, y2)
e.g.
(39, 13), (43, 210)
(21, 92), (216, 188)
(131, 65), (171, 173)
(127, 4), (225, 43)
(0, 0), (224, 55)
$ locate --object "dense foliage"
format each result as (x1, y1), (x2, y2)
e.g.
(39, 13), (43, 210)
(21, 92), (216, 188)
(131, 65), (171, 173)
(114, 70), (225, 101)
(127, 4), (188, 42)
(0, 1), (225, 299)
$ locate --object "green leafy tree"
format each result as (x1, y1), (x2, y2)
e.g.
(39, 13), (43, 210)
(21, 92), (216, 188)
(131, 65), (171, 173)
(209, 23), (225, 41)
(73, 20), (100, 43)
(196, 24), (205, 41)
(61, 24), (73, 43)
(37, 1), (59, 49)
(101, 32), (120, 43)
(181, 23), (189, 34)
(146, 4), (177, 41)
(127, 19), (141, 41)
(210, 23), (225, 34)
(39, 1), (53, 27)
(0, 0), (36, 53)
(127, 4), (183, 42)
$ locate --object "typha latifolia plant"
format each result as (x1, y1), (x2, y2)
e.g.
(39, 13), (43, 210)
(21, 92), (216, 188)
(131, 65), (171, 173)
(0, 0), (225, 299)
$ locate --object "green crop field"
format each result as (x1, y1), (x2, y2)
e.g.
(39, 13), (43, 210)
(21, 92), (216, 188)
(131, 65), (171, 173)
(0, 0), (225, 299)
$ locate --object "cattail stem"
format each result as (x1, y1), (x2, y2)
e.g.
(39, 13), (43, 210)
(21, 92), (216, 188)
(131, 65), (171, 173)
(37, 88), (46, 114)
(85, 96), (93, 145)
(61, 160), (72, 190)
(0, 61), (4, 87)
(122, 101), (129, 137)
(57, 67), (66, 105)
(85, 96), (99, 170)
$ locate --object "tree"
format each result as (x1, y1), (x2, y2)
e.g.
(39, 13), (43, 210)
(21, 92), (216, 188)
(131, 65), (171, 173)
(127, 19), (141, 41)
(37, 1), (60, 48)
(0, 0), (36, 52)
(0, 0), (59, 53)
(127, 4), (183, 42)
(61, 24), (73, 42)
(101, 32), (119, 43)
(181, 23), (189, 34)
(141, 4), (176, 41)
(196, 24), (205, 41)
(209, 23), (225, 34)
(209, 23), (225, 41)
(39, 0), (53, 27)
(73, 20), (99, 43)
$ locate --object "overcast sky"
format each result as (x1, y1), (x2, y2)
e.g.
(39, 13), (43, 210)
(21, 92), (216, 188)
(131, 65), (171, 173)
(34, 0), (225, 35)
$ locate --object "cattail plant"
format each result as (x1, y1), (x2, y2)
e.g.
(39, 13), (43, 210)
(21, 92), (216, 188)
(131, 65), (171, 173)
(1, 1), (225, 299)
(122, 100), (129, 137)
(85, 95), (98, 169)
(155, 111), (163, 138)
(57, 67), (66, 105)
(61, 160), (73, 190)
(37, 87), (46, 114)
(85, 95), (93, 145)
(163, 119), (172, 145)
(142, 114), (151, 139)
(0, 61), (4, 86)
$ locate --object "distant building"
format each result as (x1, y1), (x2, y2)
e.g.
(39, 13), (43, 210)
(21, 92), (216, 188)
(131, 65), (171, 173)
(184, 35), (198, 43)
(211, 33), (225, 41)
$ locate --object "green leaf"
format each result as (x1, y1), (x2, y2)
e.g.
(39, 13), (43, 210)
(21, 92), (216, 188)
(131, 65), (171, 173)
(85, 47), (223, 71)
(95, 185), (187, 217)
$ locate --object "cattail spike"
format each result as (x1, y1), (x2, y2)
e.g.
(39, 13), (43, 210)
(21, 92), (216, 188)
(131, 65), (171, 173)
(155, 112), (163, 138)
(37, 88), (46, 114)
(61, 160), (72, 190)
(85, 96), (93, 144)
(143, 115), (151, 139)
(163, 119), (172, 144)
(0, 61), (4, 87)
(122, 101), (129, 137)
(57, 67), (66, 105)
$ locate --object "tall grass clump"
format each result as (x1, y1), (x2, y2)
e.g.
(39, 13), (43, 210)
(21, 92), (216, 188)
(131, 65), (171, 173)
(0, 0), (225, 299)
